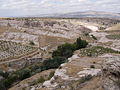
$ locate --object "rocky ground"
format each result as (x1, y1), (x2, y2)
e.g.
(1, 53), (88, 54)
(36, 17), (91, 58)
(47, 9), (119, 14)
(0, 17), (120, 90)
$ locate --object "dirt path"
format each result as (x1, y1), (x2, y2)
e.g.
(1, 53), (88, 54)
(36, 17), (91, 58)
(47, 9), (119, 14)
(0, 50), (40, 65)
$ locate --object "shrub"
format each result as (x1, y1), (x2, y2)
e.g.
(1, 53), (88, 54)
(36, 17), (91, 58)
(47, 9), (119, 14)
(0, 82), (6, 90)
(52, 43), (76, 58)
(48, 71), (55, 80)
(75, 37), (88, 49)
(52, 38), (88, 58)
(32, 76), (45, 85)
(41, 57), (66, 70)
(29, 41), (35, 45)
(0, 70), (9, 78)
(91, 35), (97, 40)
(17, 69), (31, 80)
(90, 65), (95, 68)
(36, 76), (45, 83)
(3, 74), (18, 88)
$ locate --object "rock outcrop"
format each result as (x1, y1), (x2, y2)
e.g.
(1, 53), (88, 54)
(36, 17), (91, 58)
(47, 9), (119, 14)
(102, 56), (120, 90)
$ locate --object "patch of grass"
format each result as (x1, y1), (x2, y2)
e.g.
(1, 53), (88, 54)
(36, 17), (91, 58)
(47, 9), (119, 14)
(48, 71), (55, 80)
(106, 34), (120, 40)
(79, 46), (120, 57)
(36, 76), (45, 83)
(32, 76), (46, 85)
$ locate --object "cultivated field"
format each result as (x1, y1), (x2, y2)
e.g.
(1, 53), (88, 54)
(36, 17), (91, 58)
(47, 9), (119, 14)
(0, 40), (37, 61)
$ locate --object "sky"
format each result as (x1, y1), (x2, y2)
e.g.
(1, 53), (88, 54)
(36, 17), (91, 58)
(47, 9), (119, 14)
(0, 0), (120, 17)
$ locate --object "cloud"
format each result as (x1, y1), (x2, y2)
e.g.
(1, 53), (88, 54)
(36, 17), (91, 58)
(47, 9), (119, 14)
(0, 0), (120, 17)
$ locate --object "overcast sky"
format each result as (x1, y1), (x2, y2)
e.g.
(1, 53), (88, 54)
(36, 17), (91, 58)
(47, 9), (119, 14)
(0, 0), (120, 17)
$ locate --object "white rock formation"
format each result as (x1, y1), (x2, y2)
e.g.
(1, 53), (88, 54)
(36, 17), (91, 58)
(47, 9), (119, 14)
(102, 56), (120, 90)
(77, 68), (101, 77)
(84, 25), (99, 31)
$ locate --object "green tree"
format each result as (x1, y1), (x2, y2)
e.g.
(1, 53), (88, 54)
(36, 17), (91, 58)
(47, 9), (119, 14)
(75, 37), (88, 49)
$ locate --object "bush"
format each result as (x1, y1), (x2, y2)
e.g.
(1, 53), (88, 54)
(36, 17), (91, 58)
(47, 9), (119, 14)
(3, 74), (18, 88)
(32, 76), (45, 85)
(90, 65), (95, 68)
(52, 38), (88, 58)
(0, 82), (6, 90)
(41, 57), (66, 70)
(48, 71), (55, 80)
(75, 37), (88, 49)
(36, 76), (45, 83)
(17, 69), (31, 80)
(91, 35), (97, 40)
(62, 49), (73, 58)
(52, 43), (76, 58)
(0, 70), (9, 78)
(29, 41), (35, 45)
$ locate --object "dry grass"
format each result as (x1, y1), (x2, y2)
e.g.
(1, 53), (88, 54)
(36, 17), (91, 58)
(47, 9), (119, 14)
(107, 23), (120, 31)
(0, 26), (8, 34)
(0, 26), (20, 35)
(64, 57), (103, 77)
(80, 76), (103, 90)
(39, 35), (74, 51)
(9, 69), (55, 90)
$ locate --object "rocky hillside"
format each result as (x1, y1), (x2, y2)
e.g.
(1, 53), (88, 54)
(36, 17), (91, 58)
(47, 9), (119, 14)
(0, 17), (120, 90)
(102, 55), (120, 90)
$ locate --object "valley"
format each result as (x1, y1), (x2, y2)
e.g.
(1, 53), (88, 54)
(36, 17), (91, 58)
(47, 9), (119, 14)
(0, 17), (120, 90)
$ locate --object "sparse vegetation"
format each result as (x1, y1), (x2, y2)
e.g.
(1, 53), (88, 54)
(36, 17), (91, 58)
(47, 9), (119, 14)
(0, 70), (9, 78)
(36, 76), (45, 84)
(29, 40), (35, 45)
(75, 38), (88, 49)
(48, 71), (55, 80)
(90, 65), (95, 68)
(106, 34), (120, 40)
(79, 46), (120, 57)
(52, 37), (88, 58)
(91, 35), (97, 40)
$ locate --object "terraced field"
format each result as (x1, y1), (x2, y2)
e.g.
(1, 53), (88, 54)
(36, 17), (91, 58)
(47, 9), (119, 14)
(0, 40), (38, 61)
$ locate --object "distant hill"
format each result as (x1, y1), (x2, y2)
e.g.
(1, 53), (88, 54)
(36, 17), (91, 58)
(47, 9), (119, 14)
(36, 11), (120, 19)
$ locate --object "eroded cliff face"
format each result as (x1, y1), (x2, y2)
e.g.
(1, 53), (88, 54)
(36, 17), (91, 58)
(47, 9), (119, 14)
(102, 56), (120, 90)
